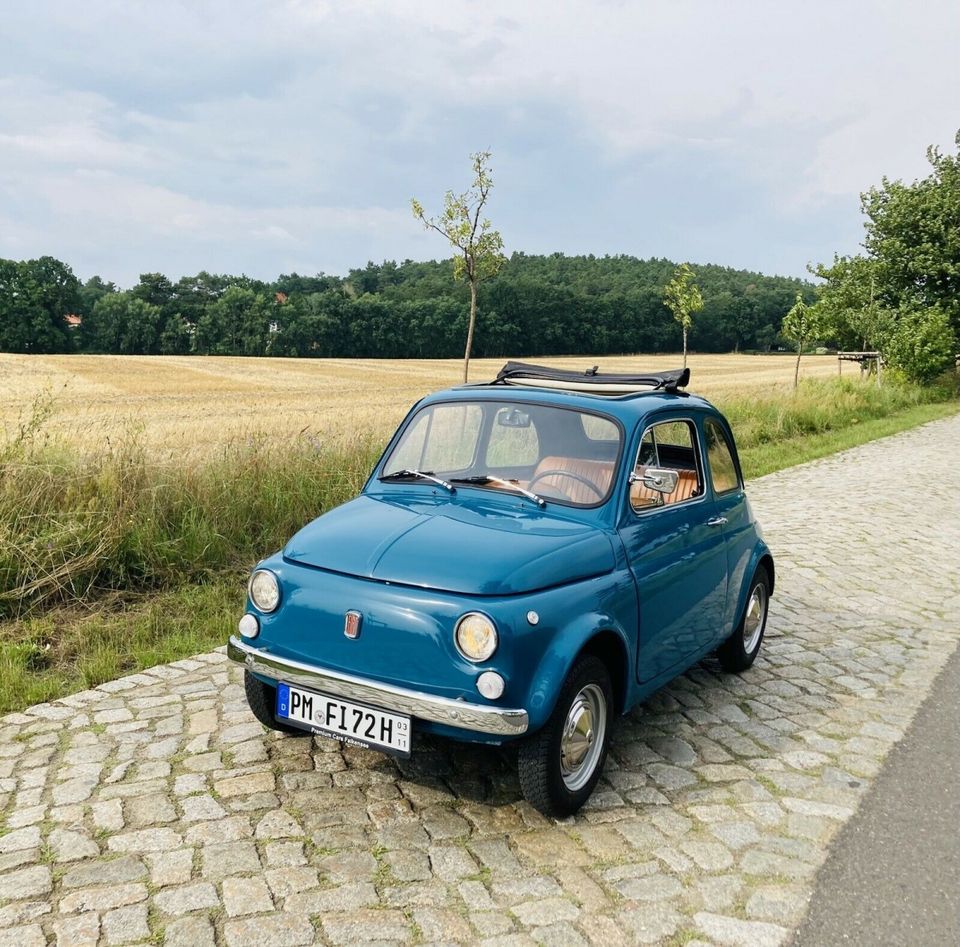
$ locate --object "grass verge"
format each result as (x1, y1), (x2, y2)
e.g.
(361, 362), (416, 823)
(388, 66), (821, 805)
(0, 376), (956, 713)
(739, 399), (958, 479)
(0, 580), (240, 712)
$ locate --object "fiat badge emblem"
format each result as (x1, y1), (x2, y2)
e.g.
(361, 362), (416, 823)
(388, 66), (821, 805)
(344, 610), (363, 639)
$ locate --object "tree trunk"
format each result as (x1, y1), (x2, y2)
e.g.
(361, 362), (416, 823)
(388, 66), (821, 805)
(464, 280), (477, 383)
(682, 325), (688, 369)
(794, 344), (801, 389)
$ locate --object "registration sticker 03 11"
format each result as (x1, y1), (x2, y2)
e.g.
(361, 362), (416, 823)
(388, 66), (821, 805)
(276, 682), (412, 757)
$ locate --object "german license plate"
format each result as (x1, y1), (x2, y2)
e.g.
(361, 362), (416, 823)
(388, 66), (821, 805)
(275, 682), (411, 756)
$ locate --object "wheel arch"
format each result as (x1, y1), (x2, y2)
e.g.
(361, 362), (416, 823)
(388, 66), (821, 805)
(736, 544), (774, 622)
(759, 553), (775, 595)
(580, 630), (630, 716)
(524, 617), (633, 732)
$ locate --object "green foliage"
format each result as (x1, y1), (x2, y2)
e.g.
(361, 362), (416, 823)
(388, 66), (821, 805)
(86, 292), (164, 354)
(810, 255), (892, 350)
(862, 131), (960, 335)
(411, 151), (506, 286)
(196, 285), (274, 355)
(662, 263), (704, 367)
(780, 293), (825, 387)
(412, 151), (506, 380)
(882, 306), (957, 383)
(3, 253), (814, 360)
(0, 581), (238, 713)
(814, 129), (960, 382)
(0, 256), (79, 353)
(724, 375), (955, 460)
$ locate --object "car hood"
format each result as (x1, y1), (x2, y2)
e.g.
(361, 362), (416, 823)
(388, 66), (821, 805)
(282, 494), (615, 596)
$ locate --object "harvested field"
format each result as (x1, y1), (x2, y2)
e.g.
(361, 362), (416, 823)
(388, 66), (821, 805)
(0, 353), (837, 456)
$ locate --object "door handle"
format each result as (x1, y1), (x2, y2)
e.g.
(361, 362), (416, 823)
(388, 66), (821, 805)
(706, 516), (728, 527)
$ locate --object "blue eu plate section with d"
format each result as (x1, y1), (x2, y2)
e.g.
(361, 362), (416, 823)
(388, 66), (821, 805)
(276, 682), (291, 718)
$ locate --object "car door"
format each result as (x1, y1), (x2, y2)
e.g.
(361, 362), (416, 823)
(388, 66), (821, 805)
(703, 415), (753, 634)
(618, 414), (729, 683)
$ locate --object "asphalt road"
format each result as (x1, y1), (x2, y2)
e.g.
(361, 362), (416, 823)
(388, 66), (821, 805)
(793, 638), (960, 945)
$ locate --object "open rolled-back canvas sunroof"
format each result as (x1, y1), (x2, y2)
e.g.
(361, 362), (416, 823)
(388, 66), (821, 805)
(492, 361), (690, 395)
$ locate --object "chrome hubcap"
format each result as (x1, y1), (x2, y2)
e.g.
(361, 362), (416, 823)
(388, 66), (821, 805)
(742, 583), (767, 653)
(560, 684), (607, 791)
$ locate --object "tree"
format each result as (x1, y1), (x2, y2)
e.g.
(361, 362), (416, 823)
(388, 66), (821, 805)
(883, 305), (956, 383)
(810, 255), (894, 351)
(0, 256), (79, 353)
(86, 292), (163, 354)
(412, 151), (506, 381)
(861, 130), (960, 337)
(662, 263), (703, 368)
(195, 286), (273, 355)
(813, 130), (960, 382)
(781, 293), (823, 389)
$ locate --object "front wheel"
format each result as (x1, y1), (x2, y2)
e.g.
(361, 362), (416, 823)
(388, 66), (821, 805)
(717, 566), (770, 672)
(518, 654), (614, 817)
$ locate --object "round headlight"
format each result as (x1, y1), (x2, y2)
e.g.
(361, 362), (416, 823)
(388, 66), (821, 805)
(249, 569), (281, 613)
(455, 612), (498, 662)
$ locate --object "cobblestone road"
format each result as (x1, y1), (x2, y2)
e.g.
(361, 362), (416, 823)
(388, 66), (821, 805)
(2, 415), (959, 947)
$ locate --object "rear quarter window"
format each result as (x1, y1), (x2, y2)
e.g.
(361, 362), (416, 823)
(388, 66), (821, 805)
(705, 418), (740, 493)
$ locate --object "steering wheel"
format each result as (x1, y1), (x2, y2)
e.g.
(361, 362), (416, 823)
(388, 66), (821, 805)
(528, 469), (604, 501)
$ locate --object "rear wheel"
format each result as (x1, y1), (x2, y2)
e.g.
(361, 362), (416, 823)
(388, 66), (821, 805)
(244, 671), (310, 735)
(518, 654), (614, 817)
(718, 566), (770, 672)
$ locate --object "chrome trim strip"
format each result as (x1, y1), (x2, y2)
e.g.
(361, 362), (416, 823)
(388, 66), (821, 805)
(228, 636), (529, 736)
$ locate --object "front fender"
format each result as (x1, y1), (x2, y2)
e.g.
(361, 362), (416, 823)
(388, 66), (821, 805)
(523, 611), (633, 733)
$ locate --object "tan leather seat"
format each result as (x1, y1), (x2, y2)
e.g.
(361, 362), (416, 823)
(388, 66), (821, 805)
(530, 456), (614, 504)
(630, 467), (701, 508)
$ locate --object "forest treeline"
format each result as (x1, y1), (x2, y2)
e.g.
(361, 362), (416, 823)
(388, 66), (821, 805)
(0, 253), (812, 359)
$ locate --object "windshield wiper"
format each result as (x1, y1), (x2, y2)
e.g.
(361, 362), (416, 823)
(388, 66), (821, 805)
(450, 475), (545, 508)
(379, 469), (455, 493)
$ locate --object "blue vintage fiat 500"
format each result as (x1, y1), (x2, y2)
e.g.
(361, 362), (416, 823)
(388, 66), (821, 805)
(229, 363), (773, 815)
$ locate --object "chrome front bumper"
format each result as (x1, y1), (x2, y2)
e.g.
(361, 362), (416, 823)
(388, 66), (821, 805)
(228, 636), (529, 737)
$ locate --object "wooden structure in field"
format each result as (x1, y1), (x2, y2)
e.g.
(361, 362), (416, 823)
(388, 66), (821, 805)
(838, 351), (883, 383)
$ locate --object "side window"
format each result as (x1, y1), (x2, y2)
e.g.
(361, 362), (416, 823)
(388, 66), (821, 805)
(705, 419), (740, 494)
(630, 419), (703, 512)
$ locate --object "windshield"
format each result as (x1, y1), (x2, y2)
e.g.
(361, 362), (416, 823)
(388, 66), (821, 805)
(381, 400), (622, 507)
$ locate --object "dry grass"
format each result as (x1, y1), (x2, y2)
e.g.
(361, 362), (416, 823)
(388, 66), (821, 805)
(0, 353), (840, 457)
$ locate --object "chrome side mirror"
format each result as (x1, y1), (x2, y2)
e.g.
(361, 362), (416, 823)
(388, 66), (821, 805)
(631, 467), (679, 494)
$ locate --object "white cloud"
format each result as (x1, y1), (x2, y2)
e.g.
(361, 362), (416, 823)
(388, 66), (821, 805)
(1, 0), (958, 281)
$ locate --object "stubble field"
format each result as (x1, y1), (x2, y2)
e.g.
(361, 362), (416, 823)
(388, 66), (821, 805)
(1, 352), (840, 455)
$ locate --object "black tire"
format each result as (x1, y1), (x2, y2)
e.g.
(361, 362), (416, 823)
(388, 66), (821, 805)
(518, 654), (614, 817)
(717, 566), (771, 673)
(244, 672), (310, 735)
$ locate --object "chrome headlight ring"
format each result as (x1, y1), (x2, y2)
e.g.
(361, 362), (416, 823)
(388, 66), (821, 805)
(248, 569), (281, 613)
(455, 612), (498, 663)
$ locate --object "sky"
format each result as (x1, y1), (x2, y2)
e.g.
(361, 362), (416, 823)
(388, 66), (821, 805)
(1, 0), (958, 287)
